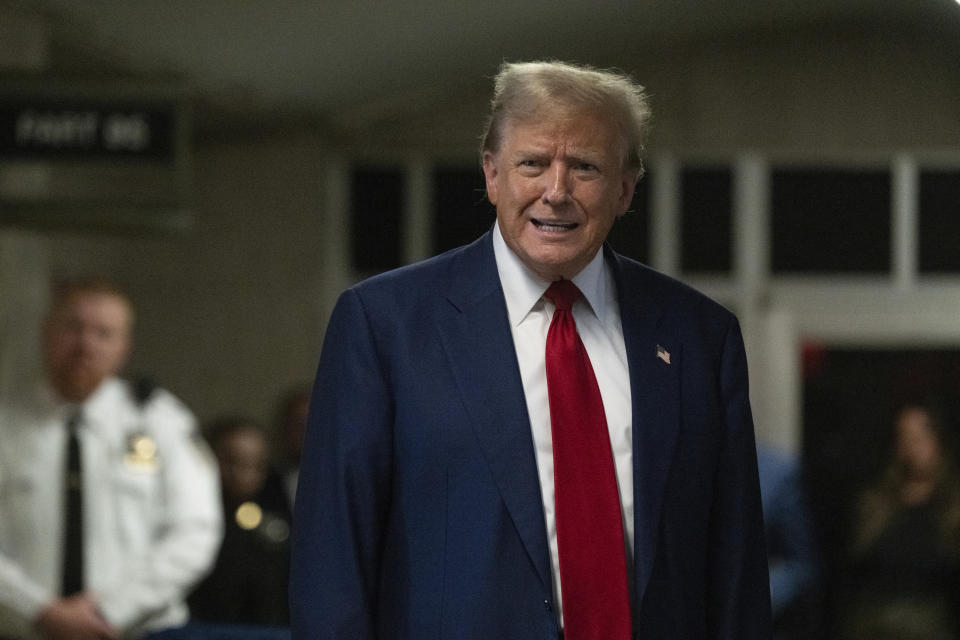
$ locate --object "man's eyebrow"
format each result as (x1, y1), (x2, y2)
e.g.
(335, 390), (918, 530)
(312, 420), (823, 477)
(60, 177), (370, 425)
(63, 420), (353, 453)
(511, 145), (550, 156)
(567, 149), (608, 166)
(567, 152), (599, 163)
(512, 145), (603, 159)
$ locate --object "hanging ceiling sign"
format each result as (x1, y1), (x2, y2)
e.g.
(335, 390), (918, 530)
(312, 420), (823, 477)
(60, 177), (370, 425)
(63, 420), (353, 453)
(0, 82), (192, 233)
(0, 98), (177, 161)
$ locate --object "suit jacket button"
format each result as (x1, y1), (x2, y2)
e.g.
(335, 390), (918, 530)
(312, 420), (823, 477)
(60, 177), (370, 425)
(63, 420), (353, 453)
(544, 600), (552, 612)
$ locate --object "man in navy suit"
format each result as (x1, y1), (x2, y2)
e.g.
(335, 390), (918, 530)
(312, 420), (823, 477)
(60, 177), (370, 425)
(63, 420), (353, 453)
(290, 60), (771, 639)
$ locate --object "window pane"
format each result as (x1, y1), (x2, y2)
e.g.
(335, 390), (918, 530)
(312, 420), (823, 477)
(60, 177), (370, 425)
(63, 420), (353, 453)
(919, 169), (960, 273)
(681, 167), (732, 273)
(771, 169), (890, 274)
(351, 167), (404, 273)
(433, 167), (493, 254)
(606, 175), (649, 264)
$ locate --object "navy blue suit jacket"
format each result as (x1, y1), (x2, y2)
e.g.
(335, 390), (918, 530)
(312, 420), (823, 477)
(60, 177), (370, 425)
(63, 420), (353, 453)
(290, 231), (771, 639)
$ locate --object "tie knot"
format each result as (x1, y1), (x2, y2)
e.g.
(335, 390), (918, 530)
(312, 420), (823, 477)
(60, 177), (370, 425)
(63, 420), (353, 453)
(545, 280), (582, 312)
(67, 412), (82, 433)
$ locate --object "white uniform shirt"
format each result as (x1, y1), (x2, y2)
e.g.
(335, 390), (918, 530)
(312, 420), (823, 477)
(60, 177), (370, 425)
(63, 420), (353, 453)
(0, 377), (222, 639)
(492, 225), (634, 624)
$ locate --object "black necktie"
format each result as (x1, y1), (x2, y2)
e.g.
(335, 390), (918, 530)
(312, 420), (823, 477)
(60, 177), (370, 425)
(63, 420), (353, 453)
(62, 412), (84, 596)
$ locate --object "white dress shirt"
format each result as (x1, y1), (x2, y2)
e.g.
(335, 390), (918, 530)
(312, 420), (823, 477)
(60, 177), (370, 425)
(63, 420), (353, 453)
(0, 378), (222, 639)
(492, 224), (634, 624)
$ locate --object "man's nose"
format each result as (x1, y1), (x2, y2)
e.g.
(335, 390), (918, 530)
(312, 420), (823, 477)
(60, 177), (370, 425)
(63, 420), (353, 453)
(77, 326), (101, 351)
(542, 164), (572, 205)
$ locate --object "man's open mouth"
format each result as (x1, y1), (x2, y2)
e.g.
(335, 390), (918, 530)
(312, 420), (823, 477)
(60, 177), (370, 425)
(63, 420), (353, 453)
(532, 218), (578, 232)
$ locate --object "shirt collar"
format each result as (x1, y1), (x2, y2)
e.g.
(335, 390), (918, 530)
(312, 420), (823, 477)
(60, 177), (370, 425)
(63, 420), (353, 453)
(492, 222), (612, 326)
(37, 376), (117, 422)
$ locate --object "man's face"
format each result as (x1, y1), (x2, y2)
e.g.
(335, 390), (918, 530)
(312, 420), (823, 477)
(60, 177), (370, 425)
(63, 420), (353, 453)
(43, 292), (132, 403)
(216, 429), (269, 502)
(895, 407), (941, 478)
(482, 111), (636, 281)
(282, 394), (310, 466)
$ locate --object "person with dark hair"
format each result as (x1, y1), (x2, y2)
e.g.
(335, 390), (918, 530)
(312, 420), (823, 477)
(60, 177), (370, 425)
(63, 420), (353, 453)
(0, 277), (221, 640)
(188, 416), (291, 627)
(291, 60), (770, 639)
(840, 403), (960, 640)
(273, 388), (310, 510)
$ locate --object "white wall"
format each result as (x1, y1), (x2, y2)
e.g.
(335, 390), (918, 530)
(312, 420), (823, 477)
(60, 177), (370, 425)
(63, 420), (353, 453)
(42, 135), (335, 424)
(1, 129), (338, 426)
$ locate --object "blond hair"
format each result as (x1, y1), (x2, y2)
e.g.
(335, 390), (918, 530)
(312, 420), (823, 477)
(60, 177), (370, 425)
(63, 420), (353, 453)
(47, 276), (135, 327)
(480, 60), (652, 178)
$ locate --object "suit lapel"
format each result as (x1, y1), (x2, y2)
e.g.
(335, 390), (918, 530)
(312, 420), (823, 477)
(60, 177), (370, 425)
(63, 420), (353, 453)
(608, 249), (682, 607)
(435, 233), (553, 593)
(433, 237), (683, 601)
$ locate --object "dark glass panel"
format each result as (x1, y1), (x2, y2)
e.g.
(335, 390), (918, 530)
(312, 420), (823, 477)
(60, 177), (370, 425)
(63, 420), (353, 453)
(606, 175), (650, 264)
(681, 167), (732, 273)
(772, 169), (890, 274)
(433, 167), (494, 254)
(351, 167), (404, 272)
(919, 169), (960, 273)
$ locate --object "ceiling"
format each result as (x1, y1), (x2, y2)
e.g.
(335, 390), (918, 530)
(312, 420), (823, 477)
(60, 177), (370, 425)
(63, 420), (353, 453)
(13, 0), (960, 139)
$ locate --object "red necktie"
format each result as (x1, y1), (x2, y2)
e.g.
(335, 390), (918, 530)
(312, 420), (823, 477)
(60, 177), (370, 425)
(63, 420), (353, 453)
(544, 280), (631, 640)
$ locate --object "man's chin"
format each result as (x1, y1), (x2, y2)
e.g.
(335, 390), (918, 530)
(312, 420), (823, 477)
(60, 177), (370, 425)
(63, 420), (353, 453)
(523, 254), (587, 282)
(53, 372), (106, 403)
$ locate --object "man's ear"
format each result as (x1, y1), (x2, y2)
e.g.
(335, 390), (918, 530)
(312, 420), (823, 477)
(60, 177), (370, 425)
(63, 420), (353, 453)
(617, 171), (637, 215)
(482, 151), (499, 206)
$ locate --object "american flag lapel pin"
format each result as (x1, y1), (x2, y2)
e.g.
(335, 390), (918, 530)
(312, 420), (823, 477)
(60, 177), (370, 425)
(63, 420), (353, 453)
(656, 344), (671, 365)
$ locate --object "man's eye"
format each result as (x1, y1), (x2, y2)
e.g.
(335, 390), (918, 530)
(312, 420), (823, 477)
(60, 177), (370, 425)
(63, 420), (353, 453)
(575, 163), (599, 172)
(518, 159), (540, 168)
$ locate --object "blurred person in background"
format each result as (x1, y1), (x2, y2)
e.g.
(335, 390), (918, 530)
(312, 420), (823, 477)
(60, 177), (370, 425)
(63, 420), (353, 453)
(0, 277), (221, 640)
(272, 388), (310, 510)
(756, 443), (820, 640)
(188, 416), (290, 628)
(840, 403), (960, 640)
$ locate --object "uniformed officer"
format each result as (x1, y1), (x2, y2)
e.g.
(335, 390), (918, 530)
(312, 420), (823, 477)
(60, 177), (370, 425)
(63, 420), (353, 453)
(0, 277), (222, 640)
